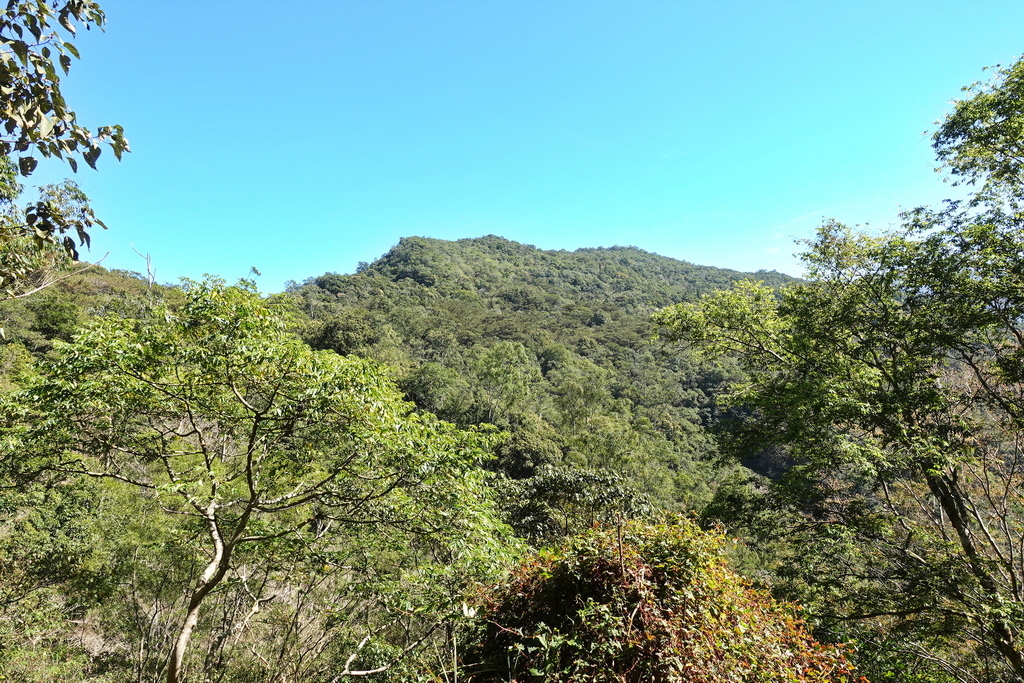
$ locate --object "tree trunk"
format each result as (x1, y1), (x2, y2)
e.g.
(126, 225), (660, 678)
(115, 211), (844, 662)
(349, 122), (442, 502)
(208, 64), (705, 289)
(927, 472), (1024, 679)
(166, 504), (241, 683)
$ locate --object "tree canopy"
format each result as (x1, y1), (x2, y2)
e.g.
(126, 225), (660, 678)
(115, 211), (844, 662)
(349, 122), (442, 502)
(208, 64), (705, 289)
(655, 54), (1024, 682)
(933, 56), (1024, 194)
(2, 278), (515, 682)
(0, 0), (128, 296)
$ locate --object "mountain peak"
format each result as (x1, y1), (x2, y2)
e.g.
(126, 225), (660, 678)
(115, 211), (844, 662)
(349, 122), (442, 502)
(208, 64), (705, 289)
(320, 235), (794, 313)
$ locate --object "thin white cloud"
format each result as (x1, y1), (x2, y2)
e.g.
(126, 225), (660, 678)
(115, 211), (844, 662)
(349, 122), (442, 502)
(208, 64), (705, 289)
(764, 209), (830, 235)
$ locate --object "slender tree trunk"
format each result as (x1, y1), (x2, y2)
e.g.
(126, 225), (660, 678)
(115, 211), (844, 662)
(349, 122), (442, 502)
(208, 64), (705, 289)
(166, 504), (243, 683)
(927, 473), (1024, 679)
(167, 581), (217, 683)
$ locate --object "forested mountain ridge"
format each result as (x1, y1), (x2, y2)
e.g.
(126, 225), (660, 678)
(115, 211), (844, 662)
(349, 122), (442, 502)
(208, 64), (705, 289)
(314, 234), (792, 312)
(286, 235), (794, 534)
(0, 236), (792, 537)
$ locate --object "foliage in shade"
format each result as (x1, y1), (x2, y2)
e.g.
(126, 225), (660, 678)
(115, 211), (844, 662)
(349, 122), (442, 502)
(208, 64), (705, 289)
(461, 519), (865, 683)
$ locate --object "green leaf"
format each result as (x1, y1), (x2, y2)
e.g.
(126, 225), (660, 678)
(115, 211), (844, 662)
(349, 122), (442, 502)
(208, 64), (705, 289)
(10, 40), (28, 66)
(18, 156), (37, 175)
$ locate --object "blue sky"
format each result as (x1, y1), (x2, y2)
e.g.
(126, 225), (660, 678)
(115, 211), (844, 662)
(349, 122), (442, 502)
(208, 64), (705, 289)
(27, 0), (1024, 289)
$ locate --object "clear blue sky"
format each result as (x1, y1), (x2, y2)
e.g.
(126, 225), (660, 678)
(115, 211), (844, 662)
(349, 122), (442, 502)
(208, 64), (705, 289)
(28, 0), (1024, 289)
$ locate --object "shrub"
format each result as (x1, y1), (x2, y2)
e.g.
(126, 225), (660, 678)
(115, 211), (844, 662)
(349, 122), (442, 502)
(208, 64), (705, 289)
(461, 519), (865, 682)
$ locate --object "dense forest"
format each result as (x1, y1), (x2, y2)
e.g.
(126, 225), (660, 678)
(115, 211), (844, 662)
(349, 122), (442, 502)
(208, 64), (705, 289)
(291, 235), (794, 526)
(0, 239), (823, 682)
(2, 2), (1024, 682)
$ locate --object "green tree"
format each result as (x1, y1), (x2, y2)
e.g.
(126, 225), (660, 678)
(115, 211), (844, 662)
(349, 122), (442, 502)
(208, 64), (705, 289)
(933, 55), (1024, 194)
(654, 215), (1024, 681)
(0, 1), (128, 296)
(493, 466), (651, 544)
(548, 360), (611, 436)
(3, 278), (511, 683)
(655, 56), (1024, 681)
(475, 341), (542, 424)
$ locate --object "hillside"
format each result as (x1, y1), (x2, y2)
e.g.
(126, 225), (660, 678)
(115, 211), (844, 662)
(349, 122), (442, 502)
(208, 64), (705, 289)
(0, 237), (793, 539)
(288, 235), (794, 537)
(311, 234), (791, 311)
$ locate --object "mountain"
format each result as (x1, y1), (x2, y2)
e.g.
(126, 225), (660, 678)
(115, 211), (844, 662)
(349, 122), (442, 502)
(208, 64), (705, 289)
(318, 234), (791, 308)
(0, 236), (793, 539)
(0, 237), (794, 541)
(289, 235), (795, 539)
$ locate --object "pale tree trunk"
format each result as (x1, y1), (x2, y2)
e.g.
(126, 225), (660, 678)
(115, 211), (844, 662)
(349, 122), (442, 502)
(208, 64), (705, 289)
(166, 502), (250, 683)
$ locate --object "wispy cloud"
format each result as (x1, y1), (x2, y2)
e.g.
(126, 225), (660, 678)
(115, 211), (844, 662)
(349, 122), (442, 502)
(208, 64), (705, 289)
(764, 209), (830, 235)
